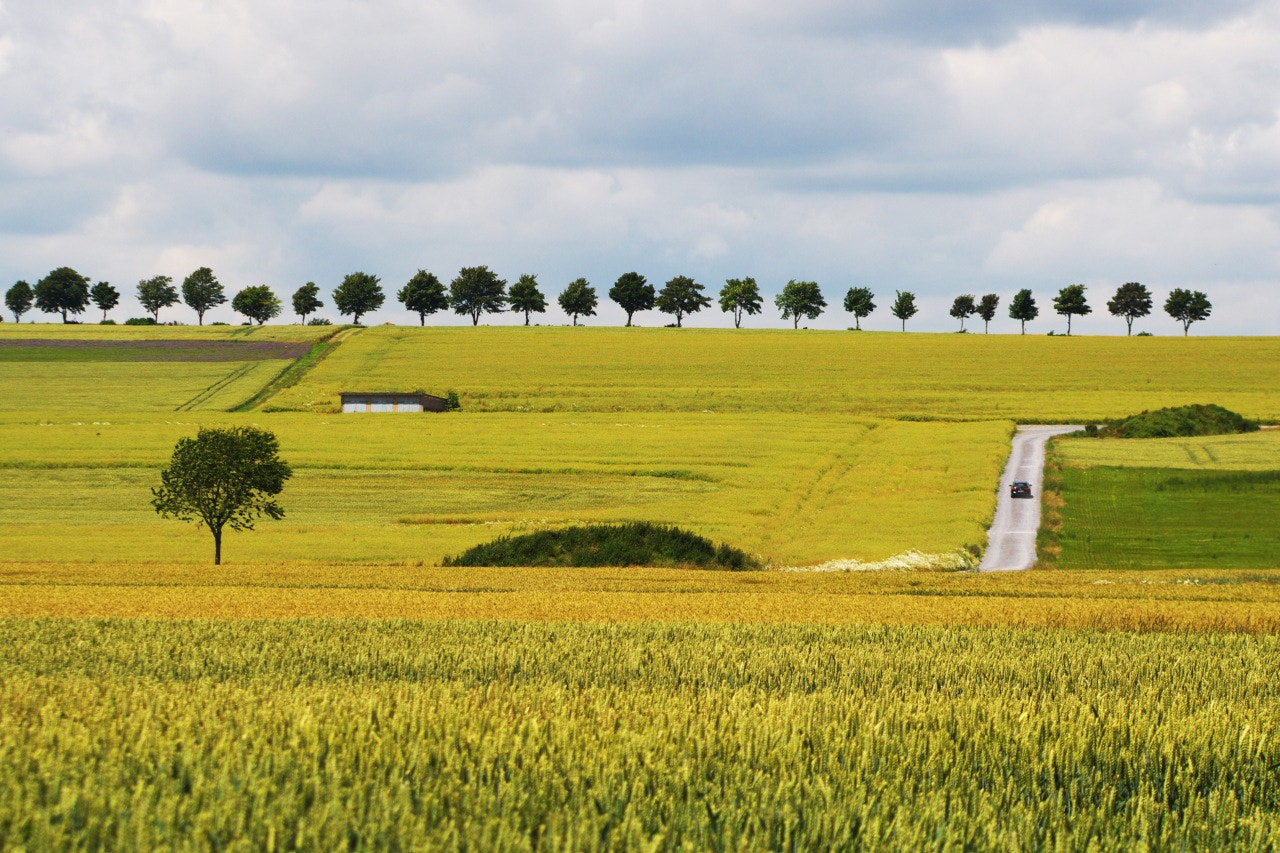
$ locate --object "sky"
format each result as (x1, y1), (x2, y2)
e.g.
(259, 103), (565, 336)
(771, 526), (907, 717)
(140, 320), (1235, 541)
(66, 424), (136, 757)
(1, 0), (1278, 333)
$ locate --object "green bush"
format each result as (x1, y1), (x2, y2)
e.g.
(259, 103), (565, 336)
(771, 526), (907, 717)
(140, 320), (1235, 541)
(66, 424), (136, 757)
(124, 317), (157, 325)
(442, 522), (760, 570)
(307, 317), (333, 326)
(444, 390), (461, 411)
(1088, 404), (1259, 439)
(99, 319), (117, 325)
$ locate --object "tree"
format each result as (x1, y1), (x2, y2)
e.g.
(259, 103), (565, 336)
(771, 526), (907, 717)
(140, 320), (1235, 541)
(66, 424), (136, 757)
(6, 280), (34, 322)
(843, 287), (875, 330)
(1165, 288), (1212, 336)
(1107, 282), (1153, 336)
(890, 290), (918, 331)
(557, 278), (598, 326)
(1009, 288), (1038, 334)
(35, 267), (92, 323)
(976, 293), (999, 333)
(655, 276), (710, 327)
(776, 280), (826, 329)
(1053, 284), (1091, 335)
(136, 275), (179, 323)
(181, 267), (225, 325)
(508, 274), (547, 325)
(949, 294), (977, 331)
(292, 282), (323, 324)
(609, 272), (655, 326)
(449, 266), (507, 325)
(151, 426), (292, 565)
(397, 269), (448, 326)
(719, 278), (763, 328)
(90, 282), (119, 321)
(231, 286), (282, 325)
(333, 272), (384, 324)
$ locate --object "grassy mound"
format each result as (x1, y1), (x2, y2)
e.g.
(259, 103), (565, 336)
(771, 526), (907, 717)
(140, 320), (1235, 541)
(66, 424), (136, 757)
(1085, 404), (1259, 439)
(442, 522), (761, 570)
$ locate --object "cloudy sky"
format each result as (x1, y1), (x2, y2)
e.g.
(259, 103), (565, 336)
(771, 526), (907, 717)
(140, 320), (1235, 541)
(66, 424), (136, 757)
(2, 0), (1278, 332)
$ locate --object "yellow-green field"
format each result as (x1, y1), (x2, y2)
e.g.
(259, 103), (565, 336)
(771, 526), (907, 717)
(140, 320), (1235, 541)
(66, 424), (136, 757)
(1055, 428), (1280, 469)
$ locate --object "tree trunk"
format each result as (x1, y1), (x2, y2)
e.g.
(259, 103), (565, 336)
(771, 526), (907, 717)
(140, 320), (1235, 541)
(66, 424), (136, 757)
(420, 313), (426, 327)
(213, 527), (222, 565)
(625, 312), (632, 327)
(1066, 315), (1072, 335)
(525, 311), (531, 326)
(197, 311), (204, 326)
(472, 312), (480, 326)
(855, 317), (860, 330)
(1126, 317), (1133, 335)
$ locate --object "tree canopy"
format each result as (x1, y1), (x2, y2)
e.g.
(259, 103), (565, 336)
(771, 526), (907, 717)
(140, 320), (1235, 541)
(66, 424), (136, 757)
(1053, 284), (1091, 335)
(5, 280), (34, 323)
(1107, 282), (1152, 335)
(450, 266), (507, 325)
(398, 269), (448, 326)
(609, 272), (654, 327)
(333, 272), (385, 324)
(90, 282), (119, 321)
(136, 275), (179, 323)
(1009, 288), (1038, 334)
(508, 274), (547, 325)
(843, 287), (875, 330)
(36, 267), (92, 323)
(558, 278), (598, 326)
(976, 294), (1000, 333)
(181, 267), (225, 326)
(949, 294), (977, 332)
(232, 285), (282, 325)
(1165, 288), (1212, 336)
(151, 426), (292, 565)
(776, 280), (826, 329)
(655, 276), (710, 327)
(719, 278), (763, 328)
(292, 282), (323, 324)
(890, 290), (918, 331)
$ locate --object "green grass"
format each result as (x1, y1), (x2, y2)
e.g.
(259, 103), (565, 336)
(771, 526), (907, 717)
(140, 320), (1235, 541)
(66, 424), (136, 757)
(1055, 429), (1280, 470)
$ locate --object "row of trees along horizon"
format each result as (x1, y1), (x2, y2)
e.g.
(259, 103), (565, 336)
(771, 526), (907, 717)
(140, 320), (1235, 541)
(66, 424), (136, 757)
(5, 267), (1214, 335)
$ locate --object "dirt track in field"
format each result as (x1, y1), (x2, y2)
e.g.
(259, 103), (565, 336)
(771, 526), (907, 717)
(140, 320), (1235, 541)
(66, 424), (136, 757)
(0, 339), (310, 361)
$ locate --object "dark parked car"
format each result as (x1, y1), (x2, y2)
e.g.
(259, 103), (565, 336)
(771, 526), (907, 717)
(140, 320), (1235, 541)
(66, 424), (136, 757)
(1010, 481), (1032, 498)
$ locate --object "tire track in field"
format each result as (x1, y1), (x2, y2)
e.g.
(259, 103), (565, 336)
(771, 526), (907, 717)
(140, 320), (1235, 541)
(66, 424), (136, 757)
(175, 363), (258, 412)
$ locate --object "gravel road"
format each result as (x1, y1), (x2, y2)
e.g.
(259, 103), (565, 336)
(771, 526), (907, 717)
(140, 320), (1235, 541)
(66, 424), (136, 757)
(978, 425), (1081, 572)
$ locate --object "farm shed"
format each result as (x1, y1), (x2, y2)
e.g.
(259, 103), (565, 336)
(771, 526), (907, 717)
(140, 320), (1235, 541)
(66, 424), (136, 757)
(340, 392), (447, 413)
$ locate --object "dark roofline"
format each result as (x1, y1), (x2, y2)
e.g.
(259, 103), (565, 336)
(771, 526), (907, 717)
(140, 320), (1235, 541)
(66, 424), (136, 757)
(340, 391), (447, 401)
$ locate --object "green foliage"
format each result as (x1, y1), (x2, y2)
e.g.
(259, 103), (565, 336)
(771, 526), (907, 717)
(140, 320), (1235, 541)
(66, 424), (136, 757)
(1107, 282), (1152, 335)
(843, 286), (875, 329)
(449, 266), (507, 325)
(231, 285), (283, 325)
(397, 269), (448, 326)
(890, 290), (917, 330)
(949, 294), (977, 331)
(292, 282), (323, 324)
(1165, 288), (1212, 336)
(775, 280), (826, 329)
(124, 317), (158, 325)
(655, 275), (710, 327)
(557, 277), (598, 326)
(151, 426), (292, 564)
(180, 267), (225, 325)
(1053, 284), (1091, 335)
(89, 281), (119, 322)
(333, 272), (385, 323)
(507, 274), (547, 325)
(719, 277), (763, 328)
(306, 317), (333, 326)
(1089, 404), (1260, 439)
(608, 271), (654, 326)
(136, 275), (179, 323)
(976, 293), (999, 332)
(1009, 288), (1038, 333)
(444, 390), (461, 411)
(5, 280), (34, 322)
(36, 267), (92, 323)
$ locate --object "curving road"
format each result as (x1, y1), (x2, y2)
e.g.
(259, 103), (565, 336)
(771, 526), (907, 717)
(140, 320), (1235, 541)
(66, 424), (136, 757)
(978, 425), (1081, 572)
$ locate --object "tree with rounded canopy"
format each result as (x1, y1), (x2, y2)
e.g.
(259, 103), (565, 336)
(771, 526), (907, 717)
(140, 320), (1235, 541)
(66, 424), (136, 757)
(949, 294), (977, 331)
(292, 282), (323, 324)
(890, 290), (918, 331)
(232, 285), (282, 325)
(1164, 288), (1212, 336)
(508, 274), (547, 325)
(843, 286), (875, 330)
(776, 280), (826, 329)
(6, 280), (34, 322)
(1107, 282), (1152, 336)
(181, 267), (225, 325)
(1053, 284), (1091, 335)
(90, 282), (119, 321)
(333, 272), (384, 324)
(450, 266), (507, 325)
(558, 278), (598, 326)
(655, 276), (710, 327)
(719, 278), (763, 328)
(609, 272), (655, 326)
(151, 426), (292, 565)
(137, 275), (179, 323)
(36, 267), (92, 323)
(398, 269), (448, 326)
(976, 293), (999, 333)
(1009, 288), (1038, 334)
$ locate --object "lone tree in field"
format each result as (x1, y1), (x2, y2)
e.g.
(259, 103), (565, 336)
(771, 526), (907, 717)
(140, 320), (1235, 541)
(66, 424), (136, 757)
(1164, 288), (1212, 336)
(976, 293), (999, 333)
(137, 275), (179, 323)
(508, 274), (547, 325)
(656, 276), (710, 327)
(6, 280), (34, 322)
(292, 282), (323, 324)
(949, 294), (977, 331)
(181, 267), (225, 325)
(558, 278), (598, 326)
(450, 266), (507, 325)
(719, 277), (763, 328)
(90, 282), (119, 322)
(398, 269), (448, 326)
(1009, 288), (1038, 334)
(1053, 284), (1091, 335)
(232, 285), (282, 325)
(776, 280), (826, 328)
(843, 286), (875, 330)
(152, 426), (292, 565)
(333, 272), (384, 324)
(1107, 282), (1152, 335)
(609, 272), (654, 326)
(890, 290), (918, 331)
(36, 267), (92, 323)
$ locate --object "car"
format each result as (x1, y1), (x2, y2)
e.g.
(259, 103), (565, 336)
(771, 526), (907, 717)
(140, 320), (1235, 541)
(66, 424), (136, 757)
(1010, 481), (1032, 498)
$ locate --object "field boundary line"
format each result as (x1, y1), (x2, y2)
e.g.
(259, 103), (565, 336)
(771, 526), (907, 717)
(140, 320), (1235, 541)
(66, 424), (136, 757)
(175, 363), (257, 412)
(230, 326), (360, 412)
